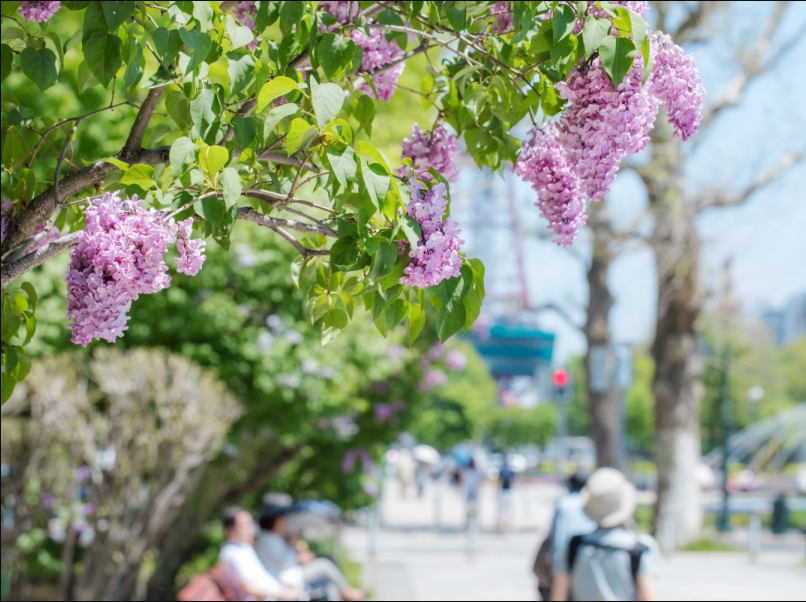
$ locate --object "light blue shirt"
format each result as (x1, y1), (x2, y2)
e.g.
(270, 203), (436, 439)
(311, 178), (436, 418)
(550, 492), (597, 574)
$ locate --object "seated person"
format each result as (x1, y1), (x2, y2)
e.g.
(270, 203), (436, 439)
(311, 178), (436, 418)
(257, 511), (365, 601)
(219, 507), (302, 601)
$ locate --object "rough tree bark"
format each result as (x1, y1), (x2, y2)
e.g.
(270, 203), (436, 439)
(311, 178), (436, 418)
(584, 204), (620, 468)
(640, 123), (706, 543)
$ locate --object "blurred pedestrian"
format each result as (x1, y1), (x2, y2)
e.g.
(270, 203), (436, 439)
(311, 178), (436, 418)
(464, 458), (481, 527)
(550, 468), (659, 602)
(498, 456), (516, 533)
(397, 449), (416, 498)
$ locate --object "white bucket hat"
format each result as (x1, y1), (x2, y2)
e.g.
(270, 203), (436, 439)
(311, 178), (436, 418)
(580, 467), (637, 528)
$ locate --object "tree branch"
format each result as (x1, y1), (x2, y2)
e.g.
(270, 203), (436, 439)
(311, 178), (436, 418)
(122, 87), (166, 157)
(695, 152), (804, 212)
(1, 232), (80, 290)
(530, 301), (583, 330)
(1, 147), (171, 258)
(698, 1), (790, 132)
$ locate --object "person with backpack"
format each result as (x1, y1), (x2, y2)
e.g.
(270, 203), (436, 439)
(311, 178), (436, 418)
(533, 471), (596, 600)
(550, 468), (659, 602)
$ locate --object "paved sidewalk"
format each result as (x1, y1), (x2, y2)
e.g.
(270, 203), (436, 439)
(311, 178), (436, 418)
(342, 479), (806, 601)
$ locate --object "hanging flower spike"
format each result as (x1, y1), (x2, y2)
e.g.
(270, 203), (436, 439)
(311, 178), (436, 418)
(514, 125), (587, 246)
(401, 182), (464, 288)
(399, 123), (460, 183)
(19, 1), (61, 22)
(648, 31), (706, 141)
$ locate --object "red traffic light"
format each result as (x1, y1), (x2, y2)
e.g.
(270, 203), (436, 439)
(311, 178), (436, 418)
(552, 368), (569, 388)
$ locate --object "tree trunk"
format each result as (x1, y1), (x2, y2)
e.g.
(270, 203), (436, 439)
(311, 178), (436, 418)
(644, 124), (704, 545)
(585, 204), (620, 468)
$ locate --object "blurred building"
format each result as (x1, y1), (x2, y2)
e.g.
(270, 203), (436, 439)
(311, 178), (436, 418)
(761, 292), (806, 345)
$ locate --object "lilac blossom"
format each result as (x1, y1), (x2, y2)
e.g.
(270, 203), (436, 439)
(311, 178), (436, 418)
(489, 1), (512, 34)
(19, 1), (61, 22)
(647, 31), (705, 141)
(514, 125), (588, 246)
(65, 192), (205, 346)
(401, 182), (465, 288)
(351, 29), (404, 101)
(399, 123), (460, 183)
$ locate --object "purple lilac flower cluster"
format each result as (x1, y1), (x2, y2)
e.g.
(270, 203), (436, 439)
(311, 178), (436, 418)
(19, 1), (61, 22)
(647, 31), (705, 141)
(489, 1), (513, 34)
(399, 123), (460, 183)
(517, 28), (703, 245)
(401, 182), (464, 288)
(514, 125), (588, 246)
(66, 192), (205, 346)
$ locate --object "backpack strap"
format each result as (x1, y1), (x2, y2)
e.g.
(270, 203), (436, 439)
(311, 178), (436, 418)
(629, 541), (648, 581)
(567, 534), (585, 573)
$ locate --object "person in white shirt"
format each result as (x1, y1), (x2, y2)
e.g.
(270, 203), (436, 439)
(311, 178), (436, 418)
(219, 507), (302, 601)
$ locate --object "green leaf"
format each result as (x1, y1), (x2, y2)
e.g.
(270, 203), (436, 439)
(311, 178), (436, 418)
(199, 195), (225, 230)
(400, 215), (422, 246)
(170, 136), (198, 175)
(120, 163), (155, 189)
(21, 282), (38, 312)
(446, 4), (466, 31)
(226, 14), (254, 50)
(599, 35), (636, 88)
(178, 28), (212, 74)
(231, 115), (257, 150)
(286, 118), (316, 156)
(190, 88), (217, 137)
(256, 76), (299, 111)
(20, 47), (58, 91)
(220, 167), (242, 204)
(279, 0), (304, 35)
(82, 1), (108, 43)
(227, 52), (255, 96)
(437, 303), (466, 342)
(385, 299), (408, 330)
(1, 44), (12, 82)
(199, 144), (229, 179)
(432, 274), (466, 311)
(407, 302), (426, 345)
(355, 140), (392, 174)
(1, 372), (16, 405)
(581, 17), (610, 59)
(360, 161), (390, 211)
(193, 1), (214, 31)
(263, 102), (299, 141)
(326, 146), (356, 187)
(122, 40), (144, 89)
(354, 94), (375, 135)
(370, 242), (398, 280)
(552, 4), (576, 43)
(463, 286), (482, 330)
(101, 1), (134, 31)
(83, 31), (122, 87)
(165, 88), (192, 129)
(311, 78), (344, 129)
(612, 8), (647, 47)
(154, 27), (183, 65)
(318, 33), (355, 79)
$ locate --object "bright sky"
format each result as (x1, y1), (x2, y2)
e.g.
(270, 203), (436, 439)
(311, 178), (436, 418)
(454, 2), (806, 361)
